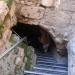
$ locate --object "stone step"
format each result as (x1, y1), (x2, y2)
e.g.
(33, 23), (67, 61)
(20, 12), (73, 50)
(33, 66), (67, 73)
(24, 51), (68, 75)
(37, 61), (67, 67)
(37, 59), (56, 64)
(36, 64), (67, 71)
(37, 58), (57, 63)
(24, 70), (66, 75)
(37, 56), (55, 60)
(37, 57), (56, 62)
(36, 53), (53, 57)
(32, 68), (67, 75)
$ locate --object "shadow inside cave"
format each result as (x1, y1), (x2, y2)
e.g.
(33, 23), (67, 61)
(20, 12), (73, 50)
(11, 22), (68, 66)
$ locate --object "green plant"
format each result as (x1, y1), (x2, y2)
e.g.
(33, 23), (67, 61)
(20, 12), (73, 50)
(20, 42), (28, 50)
(9, 34), (15, 43)
(0, 21), (4, 38)
(24, 47), (33, 70)
(25, 58), (32, 70)
(20, 43), (33, 70)
(4, 0), (13, 7)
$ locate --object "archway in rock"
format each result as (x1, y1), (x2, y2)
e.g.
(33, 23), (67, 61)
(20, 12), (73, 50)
(11, 22), (56, 53)
(11, 22), (68, 72)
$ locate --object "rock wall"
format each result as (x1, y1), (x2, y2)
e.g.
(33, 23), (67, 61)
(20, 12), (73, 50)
(0, 1), (37, 75)
(0, 1), (25, 75)
(0, 0), (75, 75)
(14, 1), (75, 75)
(67, 37), (75, 75)
(0, 0), (17, 53)
(0, 33), (36, 75)
(0, 47), (25, 75)
(15, 0), (75, 44)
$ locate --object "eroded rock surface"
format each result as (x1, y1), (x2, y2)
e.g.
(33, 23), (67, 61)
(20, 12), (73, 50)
(0, 0), (17, 53)
(15, 0), (75, 44)
(14, 1), (75, 74)
(0, 1), (9, 21)
(0, 0), (75, 75)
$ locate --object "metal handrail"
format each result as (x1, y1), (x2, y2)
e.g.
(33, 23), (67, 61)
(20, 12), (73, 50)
(12, 29), (21, 39)
(0, 37), (26, 60)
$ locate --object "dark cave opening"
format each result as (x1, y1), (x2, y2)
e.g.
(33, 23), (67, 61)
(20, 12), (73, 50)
(11, 22), (68, 67)
(11, 22), (56, 53)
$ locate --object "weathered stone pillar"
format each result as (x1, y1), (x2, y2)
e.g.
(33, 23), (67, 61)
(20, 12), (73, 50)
(67, 37), (75, 75)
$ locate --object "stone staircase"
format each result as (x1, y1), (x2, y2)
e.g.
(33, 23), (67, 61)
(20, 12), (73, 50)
(24, 52), (68, 75)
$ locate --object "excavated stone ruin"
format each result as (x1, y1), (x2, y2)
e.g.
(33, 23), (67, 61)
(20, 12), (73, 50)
(0, 0), (75, 75)
(12, 22), (68, 75)
(14, 0), (75, 75)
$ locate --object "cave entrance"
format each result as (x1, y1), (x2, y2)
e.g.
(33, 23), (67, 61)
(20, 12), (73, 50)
(11, 22), (56, 54)
(11, 22), (68, 74)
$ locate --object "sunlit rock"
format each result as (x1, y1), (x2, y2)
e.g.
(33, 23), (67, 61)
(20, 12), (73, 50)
(41, 0), (54, 7)
(0, 1), (9, 21)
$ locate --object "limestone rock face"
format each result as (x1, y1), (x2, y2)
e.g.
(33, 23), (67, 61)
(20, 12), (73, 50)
(0, 0), (75, 75)
(20, 6), (45, 20)
(0, 1), (9, 21)
(0, 1), (17, 53)
(0, 46), (25, 75)
(15, 0), (75, 47)
(0, 33), (36, 75)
